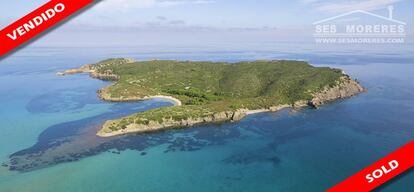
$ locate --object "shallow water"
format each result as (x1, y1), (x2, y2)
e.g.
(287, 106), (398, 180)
(0, 46), (413, 192)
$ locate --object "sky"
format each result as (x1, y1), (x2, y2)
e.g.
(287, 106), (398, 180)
(0, 0), (413, 47)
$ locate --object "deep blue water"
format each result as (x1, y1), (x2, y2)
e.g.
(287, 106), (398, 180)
(0, 45), (413, 192)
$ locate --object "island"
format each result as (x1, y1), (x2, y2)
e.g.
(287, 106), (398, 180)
(59, 58), (364, 137)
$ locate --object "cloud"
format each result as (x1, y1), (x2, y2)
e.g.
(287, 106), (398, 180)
(168, 20), (186, 25)
(303, 0), (402, 13)
(157, 16), (167, 21)
(138, 16), (187, 27)
(157, 0), (215, 6)
(95, 0), (155, 11)
(94, 0), (215, 12)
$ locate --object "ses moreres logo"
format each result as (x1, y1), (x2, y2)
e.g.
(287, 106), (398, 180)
(313, 5), (406, 44)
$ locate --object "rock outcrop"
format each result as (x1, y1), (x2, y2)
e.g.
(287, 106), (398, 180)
(309, 76), (364, 107)
(90, 71), (119, 81)
(57, 58), (134, 79)
(56, 65), (93, 76)
(57, 65), (120, 81)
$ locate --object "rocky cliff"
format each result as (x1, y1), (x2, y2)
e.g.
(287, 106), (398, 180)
(310, 76), (365, 107)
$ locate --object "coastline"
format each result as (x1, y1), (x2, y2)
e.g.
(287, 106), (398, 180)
(96, 104), (292, 138)
(60, 62), (365, 138)
(96, 77), (364, 137)
(245, 105), (291, 115)
(149, 95), (182, 106)
(57, 65), (181, 108)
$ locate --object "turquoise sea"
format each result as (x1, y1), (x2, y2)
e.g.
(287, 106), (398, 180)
(0, 45), (413, 192)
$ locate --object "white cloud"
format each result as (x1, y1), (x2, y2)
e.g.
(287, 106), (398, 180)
(94, 0), (215, 12)
(157, 0), (215, 6)
(301, 0), (320, 4)
(94, 0), (155, 11)
(303, 0), (402, 13)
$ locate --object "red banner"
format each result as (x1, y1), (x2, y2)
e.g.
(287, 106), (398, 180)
(0, 0), (94, 57)
(328, 140), (414, 192)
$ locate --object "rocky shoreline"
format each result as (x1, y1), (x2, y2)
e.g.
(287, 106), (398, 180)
(97, 77), (364, 137)
(57, 64), (120, 81)
(59, 63), (364, 138)
(97, 105), (294, 137)
(309, 76), (364, 107)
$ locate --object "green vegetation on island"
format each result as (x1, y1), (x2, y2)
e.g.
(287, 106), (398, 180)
(63, 58), (363, 136)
